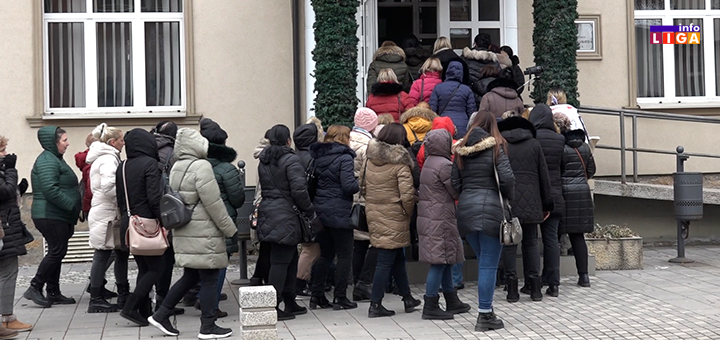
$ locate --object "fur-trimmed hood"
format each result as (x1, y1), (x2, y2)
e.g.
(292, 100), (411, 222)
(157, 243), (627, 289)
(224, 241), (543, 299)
(400, 106), (437, 124)
(253, 138), (269, 159)
(366, 139), (415, 167)
(373, 45), (406, 63)
(455, 128), (496, 157)
(207, 142), (238, 164)
(306, 116), (325, 142)
(497, 54), (512, 68)
(487, 78), (519, 93)
(563, 129), (587, 148)
(462, 47), (499, 62)
(371, 82), (404, 96)
(498, 116), (537, 141)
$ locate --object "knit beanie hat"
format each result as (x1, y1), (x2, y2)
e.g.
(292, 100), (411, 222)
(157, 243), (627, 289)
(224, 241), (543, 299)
(354, 107), (378, 132)
(200, 118), (228, 145)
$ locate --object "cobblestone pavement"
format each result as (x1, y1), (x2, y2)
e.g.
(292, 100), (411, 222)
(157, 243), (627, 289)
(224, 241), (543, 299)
(9, 247), (720, 339)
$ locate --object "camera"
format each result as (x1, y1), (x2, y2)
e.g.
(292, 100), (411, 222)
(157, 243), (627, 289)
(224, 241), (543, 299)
(524, 65), (544, 75)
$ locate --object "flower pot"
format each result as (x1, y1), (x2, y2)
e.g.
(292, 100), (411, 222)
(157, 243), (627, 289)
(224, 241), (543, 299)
(585, 237), (643, 270)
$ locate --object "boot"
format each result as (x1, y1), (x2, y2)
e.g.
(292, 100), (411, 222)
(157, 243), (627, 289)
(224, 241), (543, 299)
(198, 317), (232, 339)
(578, 273), (591, 287)
(545, 285), (559, 297)
(47, 291), (76, 305)
(249, 277), (263, 286)
(368, 300), (395, 318)
(23, 284), (51, 308)
(475, 310), (504, 332)
(156, 295), (185, 315)
(295, 279), (310, 297)
(0, 325), (17, 340)
(1, 315), (32, 332)
(282, 294), (307, 315)
(138, 296), (153, 319)
(443, 290), (471, 314)
(402, 295), (421, 313)
(116, 283), (130, 309)
(120, 294), (149, 326)
(519, 279), (531, 295)
(148, 305), (179, 336)
(530, 277), (543, 301)
(86, 279), (118, 299)
(309, 295), (332, 309)
(276, 306), (296, 321)
(352, 282), (372, 302)
(505, 278), (519, 303)
(87, 287), (118, 313)
(421, 295), (453, 320)
(332, 296), (357, 310)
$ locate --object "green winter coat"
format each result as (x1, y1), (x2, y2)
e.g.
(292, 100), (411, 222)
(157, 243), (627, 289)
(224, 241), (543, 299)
(169, 128), (236, 269)
(207, 142), (244, 254)
(31, 126), (81, 225)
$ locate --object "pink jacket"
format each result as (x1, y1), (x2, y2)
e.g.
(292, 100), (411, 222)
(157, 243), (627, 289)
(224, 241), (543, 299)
(409, 72), (442, 106)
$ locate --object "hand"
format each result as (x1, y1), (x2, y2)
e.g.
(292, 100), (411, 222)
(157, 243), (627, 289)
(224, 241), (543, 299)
(543, 211), (550, 221)
(18, 178), (28, 195)
(3, 154), (16, 169)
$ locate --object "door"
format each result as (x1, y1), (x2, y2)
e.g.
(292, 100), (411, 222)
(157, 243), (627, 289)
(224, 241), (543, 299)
(437, 0), (515, 54)
(377, 0), (438, 47)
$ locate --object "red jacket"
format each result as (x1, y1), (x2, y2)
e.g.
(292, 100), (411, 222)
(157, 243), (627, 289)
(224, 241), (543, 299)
(366, 82), (415, 122)
(417, 116), (457, 169)
(408, 72), (442, 106)
(74, 149), (93, 214)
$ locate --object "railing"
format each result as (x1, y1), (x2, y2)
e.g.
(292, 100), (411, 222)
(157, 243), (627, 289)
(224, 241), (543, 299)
(578, 105), (720, 184)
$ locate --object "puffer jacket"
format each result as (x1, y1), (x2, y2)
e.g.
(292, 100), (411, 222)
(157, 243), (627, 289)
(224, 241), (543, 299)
(462, 47), (501, 86)
(561, 129), (596, 234)
(367, 45), (410, 92)
(432, 48), (470, 84)
(155, 134), (176, 174)
(207, 142), (244, 254)
(310, 142), (359, 229)
(417, 116), (457, 169)
(366, 82), (415, 122)
(417, 130), (463, 265)
(478, 78), (525, 119)
(0, 162), (30, 260)
(293, 120), (321, 170)
(74, 149), (93, 214)
(409, 72), (442, 105)
(452, 128), (515, 237)
(362, 139), (416, 250)
(87, 142), (121, 250)
(31, 126), (81, 225)
(350, 128), (373, 241)
(404, 46), (431, 81)
(169, 128), (236, 269)
(498, 117), (554, 224)
(429, 61), (476, 137)
(401, 107), (437, 145)
(529, 104), (566, 216)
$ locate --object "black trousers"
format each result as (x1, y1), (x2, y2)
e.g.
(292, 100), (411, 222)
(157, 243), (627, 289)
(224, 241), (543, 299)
(268, 243), (298, 303)
(90, 249), (129, 288)
(352, 240), (369, 285)
(134, 255), (164, 302)
(252, 241), (271, 283)
(155, 246), (175, 298)
(162, 268), (220, 319)
(568, 233), (589, 275)
(31, 219), (73, 293)
(359, 246), (379, 284)
(311, 228), (353, 298)
(501, 223), (541, 281)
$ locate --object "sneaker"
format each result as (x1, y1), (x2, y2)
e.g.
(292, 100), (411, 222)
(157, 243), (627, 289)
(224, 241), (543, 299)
(23, 287), (51, 308)
(147, 315), (179, 336)
(198, 325), (232, 339)
(2, 316), (32, 332)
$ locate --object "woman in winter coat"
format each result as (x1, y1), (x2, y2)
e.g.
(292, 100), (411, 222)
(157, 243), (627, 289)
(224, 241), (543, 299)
(401, 106), (438, 157)
(429, 61), (476, 137)
(366, 69), (415, 123)
(362, 123), (421, 318)
(408, 58), (443, 106)
(86, 123), (128, 314)
(24, 126), (80, 308)
(478, 75), (525, 119)
(452, 111), (515, 332)
(431, 36), (469, 84)
(255, 124), (314, 321)
(308, 126), (360, 310)
(367, 41), (410, 92)
(0, 136), (34, 334)
(496, 115), (554, 303)
(417, 130), (471, 321)
(528, 104), (566, 298)
(75, 134), (98, 220)
(402, 35), (431, 84)
(148, 128), (237, 338)
(417, 116), (456, 169)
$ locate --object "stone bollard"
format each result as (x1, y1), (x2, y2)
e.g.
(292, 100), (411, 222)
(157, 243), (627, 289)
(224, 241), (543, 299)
(239, 285), (278, 339)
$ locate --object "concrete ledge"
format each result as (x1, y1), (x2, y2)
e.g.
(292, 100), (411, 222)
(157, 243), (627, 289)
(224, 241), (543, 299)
(241, 309), (277, 327)
(594, 179), (720, 205)
(238, 286), (276, 309)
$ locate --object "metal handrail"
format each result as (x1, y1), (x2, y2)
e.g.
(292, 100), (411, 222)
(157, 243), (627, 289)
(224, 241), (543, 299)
(578, 105), (720, 184)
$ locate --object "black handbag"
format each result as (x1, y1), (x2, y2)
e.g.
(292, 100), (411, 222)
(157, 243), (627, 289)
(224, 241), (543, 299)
(350, 159), (368, 232)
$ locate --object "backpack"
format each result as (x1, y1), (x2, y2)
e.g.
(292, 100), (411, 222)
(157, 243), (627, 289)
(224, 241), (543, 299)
(160, 159), (200, 230)
(305, 158), (318, 200)
(409, 131), (423, 158)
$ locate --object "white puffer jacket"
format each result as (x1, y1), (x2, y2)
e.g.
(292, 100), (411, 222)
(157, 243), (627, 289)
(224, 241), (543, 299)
(87, 141), (121, 250)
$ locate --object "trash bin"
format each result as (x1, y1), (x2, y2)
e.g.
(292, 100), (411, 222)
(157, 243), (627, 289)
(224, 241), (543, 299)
(236, 187), (256, 241)
(673, 172), (703, 221)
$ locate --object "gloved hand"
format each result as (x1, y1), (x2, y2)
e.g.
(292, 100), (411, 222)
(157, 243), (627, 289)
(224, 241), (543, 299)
(3, 154), (16, 169)
(18, 178), (28, 195)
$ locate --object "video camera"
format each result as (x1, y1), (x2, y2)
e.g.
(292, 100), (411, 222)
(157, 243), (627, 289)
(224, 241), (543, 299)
(523, 65), (544, 76)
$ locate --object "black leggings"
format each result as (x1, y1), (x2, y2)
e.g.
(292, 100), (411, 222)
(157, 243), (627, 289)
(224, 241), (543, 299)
(31, 219), (73, 293)
(252, 241), (271, 283)
(162, 268), (220, 319)
(90, 249), (129, 288)
(155, 246), (175, 298)
(268, 243), (298, 303)
(568, 233), (589, 275)
(133, 255), (164, 301)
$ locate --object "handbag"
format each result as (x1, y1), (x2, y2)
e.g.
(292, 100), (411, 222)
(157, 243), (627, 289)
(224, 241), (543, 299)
(493, 155), (522, 246)
(121, 161), (168, 256)
(350, 160), (368, 232)
(262, 165), (323, 243)
(249, 199), (261, 230)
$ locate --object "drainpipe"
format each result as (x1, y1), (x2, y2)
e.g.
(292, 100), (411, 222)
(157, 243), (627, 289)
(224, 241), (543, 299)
(305, 0), (316, 121)
(292, 0), (303, 127)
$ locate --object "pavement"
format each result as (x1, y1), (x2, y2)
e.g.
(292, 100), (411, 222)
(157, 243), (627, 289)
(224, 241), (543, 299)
(8, 246), (720, 340)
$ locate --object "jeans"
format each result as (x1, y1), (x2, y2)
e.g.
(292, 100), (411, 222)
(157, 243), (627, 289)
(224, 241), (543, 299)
(501, 223), (540, 281)
(268, 243), (299, 303)
(90, 249), (129, 288)
(162, 268), (220, 319)
(252, 241), (271, 283)
(31, 219), (73, 293)
(155, 246), (175, 298)
(311, 228), (353, 298)
(451, 263), (464, 287)
(568, 233), (589, 275)
(425, 264), (454, 297)
(370, 248), (411, 302)
(540, 216), (561, 286)
(465, 231), (503, 313)
(0, 256), (18, 314)
(352, 240), (370, 285)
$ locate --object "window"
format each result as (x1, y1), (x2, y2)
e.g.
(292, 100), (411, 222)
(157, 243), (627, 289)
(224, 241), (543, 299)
(43, 0), (184, 114)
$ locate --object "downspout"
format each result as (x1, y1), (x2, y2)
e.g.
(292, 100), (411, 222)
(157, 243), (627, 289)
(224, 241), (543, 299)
(292, 0), (303, 127)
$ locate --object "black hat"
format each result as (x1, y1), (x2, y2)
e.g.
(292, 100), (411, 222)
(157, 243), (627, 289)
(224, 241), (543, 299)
(200, 118), (228, 145)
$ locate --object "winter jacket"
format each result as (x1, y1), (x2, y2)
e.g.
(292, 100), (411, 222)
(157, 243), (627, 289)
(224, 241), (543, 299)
(367, 45), (410, 92)
(417, 116), (457, 169)
(432, 48), (470, 85)
(155, 134), (176, 174)
(87, 142), (121, 250)
(31, 126), (81, 225)
(310, 142), (359, 229)
(169, 128), (236, 269)
(0, 163), (30, 260)
(366, 83), (415, 122)
(462, 47), (501, 86)
(417, 130), (463, 265)
(208, 143), (244, 254)
(479, 78), (525, 119)
(293, 121), (321, 170)
(452, 128), (515, 237)
(74, 149), (93, 214)
(350, 128), (373, 241)
(361, 139), (416, 250)
(404, 46), (431, 82)
(408, 72), (442, 106)
(471, 77), (496, 103)
(529, 104), (566, 216)
(560, 129), (596, 234)
(498, 117), (554, 224)
(401, 107), (437, 145)
(429, 62), (476, 137)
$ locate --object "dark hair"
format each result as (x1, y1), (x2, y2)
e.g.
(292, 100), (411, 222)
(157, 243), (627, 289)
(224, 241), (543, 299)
(488, 44), (501, 53)
(479, 65), (500, 79)
(55, 127), (66, 144)
(401, 34), (422, 50)
(474, 33), (492, 49)
(376, 123), (406, 146)
(456, 111), (507, 169)
(500, 45), (514, 57)
(263, 124), (291, 164)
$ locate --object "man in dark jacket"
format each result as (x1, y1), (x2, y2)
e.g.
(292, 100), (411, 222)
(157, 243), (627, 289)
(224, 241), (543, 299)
(528, 104), (565, 297)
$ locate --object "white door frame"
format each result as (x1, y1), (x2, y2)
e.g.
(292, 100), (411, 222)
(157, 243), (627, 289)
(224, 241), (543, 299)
(436, 0), (517, 53)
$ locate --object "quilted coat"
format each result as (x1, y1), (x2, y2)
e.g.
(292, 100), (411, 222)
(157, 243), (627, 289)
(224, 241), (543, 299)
(408, 72), (442, 105)
(207, 142), (244, 254)
(155, 134), (176, 174)
(417, 130), (463, 265)
(404, 46), (431, 82)
(462, 47), (501, 86)
(560, 129), (596, 234)
(309, 142), (359, 229)
(367, 45), (410, 92)
(169, 128), (237, 269)
(529, 104), (566, 216)
(497, 117), (554, 224)
(452, 128), (515, 237)
(401, 106), (437, 145)
(87, 141), (121, 250)
(429, 61), (476, 137)
(478, 78), (525, 119)
(366, 82), (415, 122)
(417, 116), (457, 169)
(431, 48), (470, 84)
(0, 161), (31, 260)
(31, 126), (81, 225)
(74, 149), (93, 214)
(361, 139), (416, 250)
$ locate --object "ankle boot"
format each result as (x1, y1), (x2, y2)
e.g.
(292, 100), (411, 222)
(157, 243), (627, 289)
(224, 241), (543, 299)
(475, 310), (504, 332)
(295, 279), (310, 296)
(530, 277), (543, 302)
(578, 273), (591, 287)
(0, 325), (17, 340)
(88, 287), (118, 313)
(309, 295), (332, 309)
(332, 296), (357, 310)
(352, 282), (372, 302)
(23, 284), (50, 308)
(402, 295), (421, 313)
(138, 296), (153, 319)
(120, 294), (149, 326)
(368, 300), (395, 318)
(505, 278), (519, 303)
(421, 295), (453, 320)
(148, 305), (179, 336)
(198, 317), (232, 339)
(545, 285), (559, 297)
(116, 282), (130, 309)
(276, 306), (296, 321)
(443, 290), (471, 314)
(282, 294), (307, 315)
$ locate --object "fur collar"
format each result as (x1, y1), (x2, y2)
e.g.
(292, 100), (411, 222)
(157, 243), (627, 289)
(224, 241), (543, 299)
(487, 78), (519, 92)
(462, 47), (499, 62)
(207, 142), (237, 163)
(371, 82), (403, 96)
(498, 116), (536, 138)
(373, 45), (406, 62)
(306, 116), (325, 142)
(455, 136), (496, 157)
(400, 107), (437, 124)
(366, 139), (415, 167)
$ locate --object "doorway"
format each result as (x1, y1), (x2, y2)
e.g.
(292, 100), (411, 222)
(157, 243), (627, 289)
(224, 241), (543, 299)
(377, 0), (437, 48)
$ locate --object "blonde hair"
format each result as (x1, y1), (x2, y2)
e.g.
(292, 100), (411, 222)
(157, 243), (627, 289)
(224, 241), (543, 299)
(433, 36), (452, 53)
(92, 123), (123, 144)
(377, 114), (395, 125)
(0, 136), (8, 150)
(521, 108), (532, 120)
(501, 110), (521, 120)
(377, 68), (399, 84)
(85, 133), (98, 147)
(546, 88), (568, 106)
(324, 125), (351, 145)
(420, 57), (442, 74)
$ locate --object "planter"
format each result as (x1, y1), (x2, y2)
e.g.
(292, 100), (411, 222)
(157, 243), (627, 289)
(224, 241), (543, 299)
(585, 237), (643, 270)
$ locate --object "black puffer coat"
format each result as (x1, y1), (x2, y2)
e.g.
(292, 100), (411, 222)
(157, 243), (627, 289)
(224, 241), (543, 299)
(432, 48), (470, 85)
(309, 142), (359, 229)
(155, 134), (175, 174)
(0, 164), (31, 260)
(452, 128), (515, 237)
(498, 117), (554, 224)
(529, 104), (565, 217)
(293, 122), (319, 170)
(560, 129), (596, 234)
(257, 147), (314, 245)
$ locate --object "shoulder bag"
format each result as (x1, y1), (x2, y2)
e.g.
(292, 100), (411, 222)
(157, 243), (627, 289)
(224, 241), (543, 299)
(493, 155), (522, 246)
(350, 160), (368, 232)
(438, 83), (462, 115)
(122, 161), (168, 256)
(574, 148), (588, 180)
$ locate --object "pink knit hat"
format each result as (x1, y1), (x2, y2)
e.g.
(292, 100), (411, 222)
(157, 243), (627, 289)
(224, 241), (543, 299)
(354, 107), (378, 132)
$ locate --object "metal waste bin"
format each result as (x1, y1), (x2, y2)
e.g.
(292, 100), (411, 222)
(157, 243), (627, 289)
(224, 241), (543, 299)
(673, 172), (703, 221)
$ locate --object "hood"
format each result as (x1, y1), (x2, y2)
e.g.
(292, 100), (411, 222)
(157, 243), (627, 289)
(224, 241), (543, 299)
(420, 71), (441, 80)
(366, 139), (414, 167)
(455, 128), (495, 157)
(370, 82), (403, 96)
(563, 129), (587, 148)
(37, 126), (60, 157)
(254, 138), (270, 159)
(432, 116), (457, 139)
(86, 141), (120, 164)
(424, 129), (453, 160)
(487, 78), (519, 95)
(173, 127), (208, 161)
(373, 45), (405, 63)
(293, 122), (319, 150)
(529, 104), (556, 131)
(155, 134), (175, 150)
(309, 142), (356, 168)
(498, 116), (537, 143)
(404, 47), (430, 66)
(402, 107), (436, 135)
(462, 47), (499, 62)
(446, 61), (464, 82)
(207, 142), (237, 163)
(497, 54), (512, 68)
(74, 149), (89, 170)
(125, 128), (159, 160)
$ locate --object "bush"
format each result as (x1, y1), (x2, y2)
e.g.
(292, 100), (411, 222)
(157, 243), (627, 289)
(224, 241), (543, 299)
(586, 224), (640, 239)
